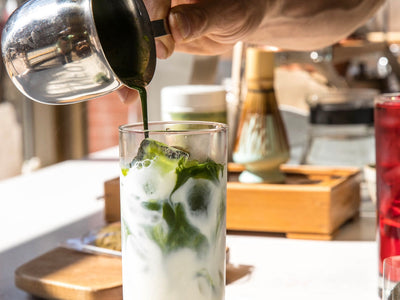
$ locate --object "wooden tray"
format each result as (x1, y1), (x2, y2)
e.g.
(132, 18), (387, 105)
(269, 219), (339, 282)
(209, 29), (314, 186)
(104, 164), (361, 240)
(227, 164), (361, 240)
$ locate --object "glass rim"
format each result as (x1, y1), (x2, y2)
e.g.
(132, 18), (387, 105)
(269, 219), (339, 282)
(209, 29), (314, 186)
(119, 120), (228, 134)
(384, 255), (400, 266)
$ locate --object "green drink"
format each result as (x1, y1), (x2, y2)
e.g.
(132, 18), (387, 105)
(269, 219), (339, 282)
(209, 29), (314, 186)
(119, 121), (227, 300)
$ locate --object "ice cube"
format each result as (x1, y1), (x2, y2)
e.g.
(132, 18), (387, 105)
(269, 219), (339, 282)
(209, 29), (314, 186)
(134, 139), (189, 162)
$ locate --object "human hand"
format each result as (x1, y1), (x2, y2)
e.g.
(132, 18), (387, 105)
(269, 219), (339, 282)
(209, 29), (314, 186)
(137, 0), (266, 59)
(165, 0), (267, 57)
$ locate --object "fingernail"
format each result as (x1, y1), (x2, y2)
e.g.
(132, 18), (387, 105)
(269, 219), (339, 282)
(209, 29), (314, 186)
(155, 40), (168, 59)
(171, 11), (190, 41)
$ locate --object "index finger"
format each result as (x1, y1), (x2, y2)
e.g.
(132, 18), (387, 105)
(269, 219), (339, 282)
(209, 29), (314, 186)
(143, 0), (175, 59)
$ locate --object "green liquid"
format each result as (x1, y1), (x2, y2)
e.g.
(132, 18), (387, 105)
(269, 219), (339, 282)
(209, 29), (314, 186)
(135, 86), (149, 138)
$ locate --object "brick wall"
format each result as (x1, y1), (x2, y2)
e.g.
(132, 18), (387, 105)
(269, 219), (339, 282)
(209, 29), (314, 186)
(87, 92), (129, 153)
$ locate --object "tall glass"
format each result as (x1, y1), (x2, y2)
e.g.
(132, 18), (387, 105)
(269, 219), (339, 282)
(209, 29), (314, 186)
(375, 94), (400, 287)
(383, 256), (400, 299)
(119, 121), (228, 300)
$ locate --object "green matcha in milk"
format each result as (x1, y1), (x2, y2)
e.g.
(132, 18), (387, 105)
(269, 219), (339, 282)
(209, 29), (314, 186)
(120, 90), (226, 300)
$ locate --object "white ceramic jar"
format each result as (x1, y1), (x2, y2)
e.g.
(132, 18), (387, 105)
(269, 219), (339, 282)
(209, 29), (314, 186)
(161, 85), (227, 123)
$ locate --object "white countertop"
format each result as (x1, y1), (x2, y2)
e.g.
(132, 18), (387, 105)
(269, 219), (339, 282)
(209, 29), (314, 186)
(0, 149), (379, 300)
(226, 235), (378, 300)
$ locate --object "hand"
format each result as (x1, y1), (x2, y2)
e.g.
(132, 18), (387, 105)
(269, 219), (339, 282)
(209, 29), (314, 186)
(165, 0), (266, 57)
(142, 0), (265, 59)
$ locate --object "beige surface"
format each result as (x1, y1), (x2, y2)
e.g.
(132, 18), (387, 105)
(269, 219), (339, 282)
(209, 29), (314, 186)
(0, 102), (22, 180)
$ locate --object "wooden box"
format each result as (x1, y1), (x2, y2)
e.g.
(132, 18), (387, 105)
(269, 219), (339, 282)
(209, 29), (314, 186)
(104, 164), (361, 240)
(226, 164), (361, 240)
(104, 176), (121, 224)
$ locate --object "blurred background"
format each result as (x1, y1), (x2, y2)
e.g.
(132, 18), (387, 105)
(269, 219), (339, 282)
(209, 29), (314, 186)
(1, 0), (399, 180)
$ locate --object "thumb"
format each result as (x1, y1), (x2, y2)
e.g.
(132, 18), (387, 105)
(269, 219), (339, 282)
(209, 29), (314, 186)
(168, 4), (210, 43)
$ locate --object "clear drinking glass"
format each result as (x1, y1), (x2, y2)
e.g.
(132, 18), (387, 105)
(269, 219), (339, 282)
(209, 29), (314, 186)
(375, 93), (400, 292)
(119, 121), (228, 300)
(383, 256), (400, 299)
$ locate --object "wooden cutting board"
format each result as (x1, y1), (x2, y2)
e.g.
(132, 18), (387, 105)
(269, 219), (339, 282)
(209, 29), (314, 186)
(15, 247), (122, 300)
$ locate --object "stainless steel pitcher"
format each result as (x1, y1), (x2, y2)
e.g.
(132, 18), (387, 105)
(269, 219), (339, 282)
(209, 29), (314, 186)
(1, 0), (168, 104)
